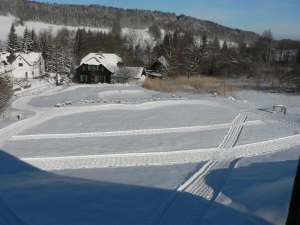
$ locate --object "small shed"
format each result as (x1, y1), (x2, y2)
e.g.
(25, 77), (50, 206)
(149, 56), (168, 71)
(148, 56), (168, 78)
(112, 67), (146, 84)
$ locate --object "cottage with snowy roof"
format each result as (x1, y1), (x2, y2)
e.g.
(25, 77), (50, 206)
(76, 53), (123, 84)
(6, 52), (45, 79)
(148, 56), (169, 78)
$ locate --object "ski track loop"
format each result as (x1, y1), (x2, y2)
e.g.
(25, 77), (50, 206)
(1, 88), (300, 225)
(20, 133), (300, 170)
(10, 120), (262, 140)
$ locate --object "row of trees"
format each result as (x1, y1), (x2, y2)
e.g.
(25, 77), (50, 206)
(3, 21), (300, 89)
(6, 25), (39, 53)
(5, 24), (73, 75)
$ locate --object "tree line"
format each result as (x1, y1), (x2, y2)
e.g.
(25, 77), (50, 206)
(0, 0), (259, 43)
(4, 21), (300, 83)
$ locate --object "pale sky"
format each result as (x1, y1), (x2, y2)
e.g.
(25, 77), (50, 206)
(36, 0), (300, 40)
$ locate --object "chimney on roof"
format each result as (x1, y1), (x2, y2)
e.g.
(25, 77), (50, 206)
(98, 51), (103, 57)
(117, 61), (124, 68)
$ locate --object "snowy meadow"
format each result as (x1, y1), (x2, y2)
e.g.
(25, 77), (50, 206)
(0, 82), (300, 225)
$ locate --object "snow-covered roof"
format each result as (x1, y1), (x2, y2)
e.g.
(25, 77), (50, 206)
(0, 62), (14, 75)
(157, 56), (169, 70)
(80, 53), (122, 73)
(148, 72), (163, 77)
(113, 67), (145, 79)
(14, 52), (42, 66)
(0, 52), (10, 63)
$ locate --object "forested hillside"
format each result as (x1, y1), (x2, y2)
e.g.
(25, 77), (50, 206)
(0, 0), (259, 43)
(0, 0), (299, 90)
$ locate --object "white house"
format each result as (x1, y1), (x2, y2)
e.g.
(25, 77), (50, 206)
(8, 52), (45, 79)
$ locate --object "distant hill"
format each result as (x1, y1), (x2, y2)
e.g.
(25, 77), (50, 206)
(0, 0), (259, 44)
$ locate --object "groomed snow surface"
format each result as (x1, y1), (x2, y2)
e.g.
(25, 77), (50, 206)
(0, 83), (300, 225)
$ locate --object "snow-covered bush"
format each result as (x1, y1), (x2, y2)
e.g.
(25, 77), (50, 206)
(14, 79), (32, 89)
(0, 75), (13, 115)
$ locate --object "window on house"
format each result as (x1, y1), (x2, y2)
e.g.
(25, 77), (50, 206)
(19, 63), (23, 67)
(100, 75), (106, 83)
(87, 65), (98, 71)
(80, 74), (88, 82)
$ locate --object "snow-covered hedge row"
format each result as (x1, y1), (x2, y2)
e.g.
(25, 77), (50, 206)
(13, 84), (55, 97)
(55, 95), (188, 107)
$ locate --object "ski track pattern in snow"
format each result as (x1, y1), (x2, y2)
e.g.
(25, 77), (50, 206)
(151, 159), (238, 225)
(1, 87), (300, 225)
(218, 114), (247, 148)
(150, 113), (246, 224)
(10, 120), (261, 140)
(0, 198), (30, 225)
(19, 133), (300, 170)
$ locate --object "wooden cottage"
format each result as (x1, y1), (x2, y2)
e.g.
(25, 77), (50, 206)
(76, 53), (123, 84)
(148, 56), (168, 78)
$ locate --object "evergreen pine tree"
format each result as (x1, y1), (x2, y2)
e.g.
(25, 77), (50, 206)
(21, 27), (29, 53)
(73, 28), (86, 54)
(200, 34), (208, 53)
(6, 24), (20, 53)
(221, 41), (228, 52)
(21, 27), (35, 53)
(43, 39), (55, 73)
(62, 52), (72, 75)
(212, 36), (220, 51)
(31, 29), (39, 52)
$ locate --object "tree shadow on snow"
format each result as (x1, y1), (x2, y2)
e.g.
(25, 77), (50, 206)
(203, 159), (299, 225)
(2, 149), (294, 225)
(0, 150), (205, 225)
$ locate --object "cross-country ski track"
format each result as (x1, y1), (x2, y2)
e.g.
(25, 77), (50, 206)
(1, 85), (300, 225)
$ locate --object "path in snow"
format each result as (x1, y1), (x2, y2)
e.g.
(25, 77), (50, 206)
(151, 159), (237, 225)
(18, 133), (300, 170)
(151, 113), (246, 224)
(218, 114), (247, 148)
(10, 121), (261, 140)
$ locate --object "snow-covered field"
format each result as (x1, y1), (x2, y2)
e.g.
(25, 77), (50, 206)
(0, 83), (300, 225)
